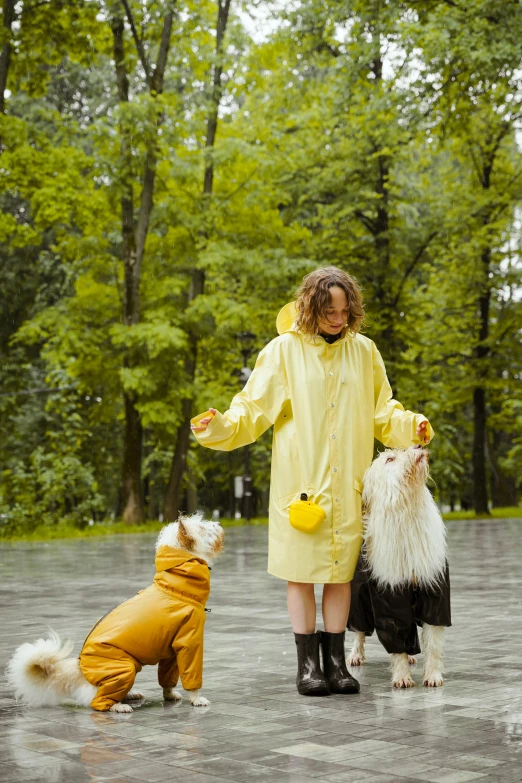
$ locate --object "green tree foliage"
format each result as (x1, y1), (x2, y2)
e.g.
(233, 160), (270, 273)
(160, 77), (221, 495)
(0, 0), (520, 535)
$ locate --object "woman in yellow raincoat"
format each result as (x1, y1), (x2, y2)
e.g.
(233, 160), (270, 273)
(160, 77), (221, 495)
(191, 267), (433, 697)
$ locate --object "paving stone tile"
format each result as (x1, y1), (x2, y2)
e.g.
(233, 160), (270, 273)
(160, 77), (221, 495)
(342, 756), (439, 776)
(0, 763), (48, 783)
(478, 772), (522, 783)
(354, 778), (436, 783)
(49, 745), (136, 765)
(321, 770), (398, 783)
(409, 769), (489, 782)
(95, 757), (187, 781)
(437, 754), (506, 772)
(1, 520), (521, 783)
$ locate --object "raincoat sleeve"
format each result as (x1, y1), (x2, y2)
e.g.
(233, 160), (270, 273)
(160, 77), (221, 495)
(191, 344), (289, 452)
(172, 609), (206, 691)
(372, 342), (434, 448)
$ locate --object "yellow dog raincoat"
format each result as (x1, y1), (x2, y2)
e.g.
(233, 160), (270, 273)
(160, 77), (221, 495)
(79, 547), (210, 711)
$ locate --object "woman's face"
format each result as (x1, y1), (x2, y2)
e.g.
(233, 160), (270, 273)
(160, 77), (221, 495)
(317, 285), (348, 334)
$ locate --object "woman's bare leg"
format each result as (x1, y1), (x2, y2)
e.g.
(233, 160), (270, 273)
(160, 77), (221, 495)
(322, 582), (351, 633)
(287, 582), (316, 633)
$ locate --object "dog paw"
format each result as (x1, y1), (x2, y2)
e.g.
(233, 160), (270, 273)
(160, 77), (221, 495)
(163, 688), (182, 702)
(124, 691), (144, 701)
(392, 676), (415, 689)
(347, 654), (364, 666)
(408, 656), (417, 665)
(109, 703), (133, 713)
(190, 696), (210, 707)
(424, 674), (444, 687)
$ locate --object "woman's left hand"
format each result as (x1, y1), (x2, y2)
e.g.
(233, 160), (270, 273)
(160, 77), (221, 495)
(417, 420), (430, 444)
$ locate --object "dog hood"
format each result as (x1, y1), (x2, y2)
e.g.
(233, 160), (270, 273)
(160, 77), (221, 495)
(154, 546), (210, 608)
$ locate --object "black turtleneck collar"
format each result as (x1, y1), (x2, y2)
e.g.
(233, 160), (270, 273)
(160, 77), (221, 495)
(320, 331), (342, 345)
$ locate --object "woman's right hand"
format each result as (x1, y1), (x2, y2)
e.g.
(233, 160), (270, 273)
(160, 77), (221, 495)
(190, 408), (217, 432)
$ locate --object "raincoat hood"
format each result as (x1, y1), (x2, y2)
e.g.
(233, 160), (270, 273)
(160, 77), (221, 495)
(276, 301), (298, 334)
(154, 546), (210, 608)
(276, 301), (350, 383)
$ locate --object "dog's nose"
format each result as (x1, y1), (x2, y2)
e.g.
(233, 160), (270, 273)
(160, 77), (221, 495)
(413, 444), (423, 450)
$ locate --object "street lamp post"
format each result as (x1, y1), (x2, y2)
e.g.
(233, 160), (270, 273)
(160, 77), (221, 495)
(237, 331), (256, 522)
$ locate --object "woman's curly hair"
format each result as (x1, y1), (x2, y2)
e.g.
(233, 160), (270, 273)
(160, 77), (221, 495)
(294, 266), (365, 336)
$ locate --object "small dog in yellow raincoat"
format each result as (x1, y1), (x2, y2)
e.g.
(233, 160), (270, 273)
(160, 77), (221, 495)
(7, 513), (224, 712)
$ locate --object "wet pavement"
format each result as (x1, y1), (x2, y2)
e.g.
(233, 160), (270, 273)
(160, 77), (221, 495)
(1, 518), (521, 783)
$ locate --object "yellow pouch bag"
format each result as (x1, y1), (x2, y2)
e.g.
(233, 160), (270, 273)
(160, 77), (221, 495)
(289, 493), (326, 533)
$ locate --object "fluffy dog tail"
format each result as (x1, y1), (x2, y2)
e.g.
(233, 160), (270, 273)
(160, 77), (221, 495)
(6, 631), (93, 707)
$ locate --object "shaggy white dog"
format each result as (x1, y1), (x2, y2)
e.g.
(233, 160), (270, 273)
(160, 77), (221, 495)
(347, 446), (449, 688)
(6, 513), (224, 713)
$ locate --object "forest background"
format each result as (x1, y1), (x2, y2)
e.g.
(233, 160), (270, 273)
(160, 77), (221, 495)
(1, 0), (521, 536)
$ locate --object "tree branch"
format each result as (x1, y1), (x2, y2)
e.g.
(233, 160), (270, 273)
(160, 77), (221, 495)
(353, 209), (377, 234)
(134, 10), (174, 270)
(203, 0), (232, 195)
(218, 166), (260, 206)
(150, 6), (175, 94)
(120, 0), (152, 86)
(391, 231), (438, 307)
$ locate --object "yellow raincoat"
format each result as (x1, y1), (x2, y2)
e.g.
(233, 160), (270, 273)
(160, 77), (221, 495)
(79, 547), (209, 711)
(192, 302), (433, 585)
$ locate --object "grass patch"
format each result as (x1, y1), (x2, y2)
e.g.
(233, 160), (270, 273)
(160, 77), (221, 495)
(0, 516), (269, 543)
(442, 506), (522, 520)
(2, 507), (520, 543)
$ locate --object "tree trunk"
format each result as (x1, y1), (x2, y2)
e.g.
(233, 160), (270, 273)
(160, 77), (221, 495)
(489, 429), (518, 507)
(163, 270), (204, 520)
(374, 150), (392, 344)
(360, 51), (395, 373)
(112, 14), (144, 523)
(186, 470), (198, 514)
(163, 0), (232, 521)
(0, 0), (15, 117)
(111, 10), (174, 523)
(472, 386), (489, 515)
(472, 146), (493, 515)
(472, 241), (491, 514)
(121, 388), (144, 524)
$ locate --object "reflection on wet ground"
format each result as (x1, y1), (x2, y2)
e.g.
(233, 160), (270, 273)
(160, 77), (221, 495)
(0, 519), (521, 782)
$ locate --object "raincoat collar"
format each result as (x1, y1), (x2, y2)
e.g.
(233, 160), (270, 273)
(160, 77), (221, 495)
(154, 546), (210, 608)
(155, 545), (209, 573)
(276, 301), (349, 384)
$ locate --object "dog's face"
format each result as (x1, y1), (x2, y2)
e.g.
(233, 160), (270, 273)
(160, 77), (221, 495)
(156, 513), (225, 562)
(362, 446), (429, 511)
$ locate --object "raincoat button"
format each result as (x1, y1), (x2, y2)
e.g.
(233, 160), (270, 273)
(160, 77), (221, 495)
(328, 372), (333, 376)
(335, 530), (339, 534)
(330, 403), (334, 407)
(335, 497), (339, 502)
(332, 434), (336, 439)
(335, 560), (338, 565)
(333, 467), (338, 472)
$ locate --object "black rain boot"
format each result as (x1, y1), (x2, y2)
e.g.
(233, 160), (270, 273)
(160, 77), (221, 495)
(294, 632), (330, 696)
(320, 631), (360, 694)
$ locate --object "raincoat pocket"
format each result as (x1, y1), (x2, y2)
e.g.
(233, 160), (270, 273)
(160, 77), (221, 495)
(289, 494), (326, 533)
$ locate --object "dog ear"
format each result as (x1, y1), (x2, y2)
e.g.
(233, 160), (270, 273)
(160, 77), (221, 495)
(177, 519), (195, 551)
